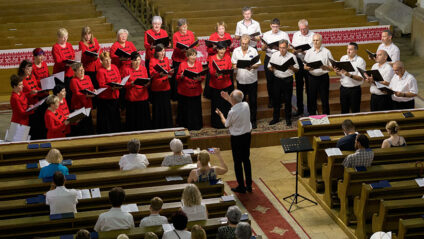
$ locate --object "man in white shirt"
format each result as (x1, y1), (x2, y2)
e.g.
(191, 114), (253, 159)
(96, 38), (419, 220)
(94, 187), (135, 232)
(231, 34), (261, 129)
(215, 90), (252, 193)
(261, 18), (290, 108)
(139, 197), (168, 227)
(292, 19), (314, 116)
(390, 61), (418, 109)
(235, 7), (261, 48)
(268, 40), (299, 126)
(376, 30), (400, 64)
(304, 33), (333, 115)
(333, 42), (366, 114)
(119, 139), (149, 171)
(364, 50), (394, 111)
(46, 171), (78, 215)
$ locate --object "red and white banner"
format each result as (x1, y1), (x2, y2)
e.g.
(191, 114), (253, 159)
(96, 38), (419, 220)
(0, 25), (390, 69)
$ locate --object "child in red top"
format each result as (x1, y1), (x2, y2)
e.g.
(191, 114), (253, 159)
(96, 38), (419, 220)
(52, 28), (75, 79)
(144, 16), (169, 74)
(207, 22), (233, 61)
(31, 48), (49, 84)
(110, 29), (137, 71)
(10, 75), (32, 126)
(44, 95), (70, 139)
(79, 26), (102, 88)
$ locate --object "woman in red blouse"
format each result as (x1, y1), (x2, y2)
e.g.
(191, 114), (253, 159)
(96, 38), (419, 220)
(31, 48), (49, 84)
(207, 21), (233, 61)
(44, 95), (70, 139)
(110, 29), (136, 71)
(144, 16), (169, 76)
(149, 44), (173, 129)
(208, 43), (234, 128)
(122, 52), (152, 131)
(176, 49), (205, 130)
(69, 62), (94, 136)
(79, 26), (101, 88)
(10, 75), (32, 126)
(53, 85), (71, 136)
(96, 52), (122, 133)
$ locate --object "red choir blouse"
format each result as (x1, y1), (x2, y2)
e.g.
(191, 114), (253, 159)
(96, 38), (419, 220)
(70, 75), (94, 109)
(31, 61), (49, 84)
(96, 64), (121, 100)
(110, 41), (137, 70)
(58, 99), (70, 117)
(149, 57), (171, 92)
(208, 54), (233, 89)
(45, 109), (67, 139)
(22, 75), (41, 105)
(121, 65), (149, 102)
(207, 32), (233, 61)
(10, 92), (31, 126)
(172, 30), (195, 63)
(79, 38), (102, 72)
(144, 29), (168, 61)
(52, 42), (75, 78)
(177, 60), (204, 97)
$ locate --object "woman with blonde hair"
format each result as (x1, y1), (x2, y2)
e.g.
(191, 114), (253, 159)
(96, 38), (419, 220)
(207, 21), (233, 61)
(38, 148), (69, 178)
(191, 225), (206, 239)
(44, 95), (70, 139)
(382, 121), (406, 148)
(161, 138), (193, 166)
(79, 26), (101, 88)
(181, 184), (208, 221)
(110, 29), (137, 71)
(187, 148), (228, 183)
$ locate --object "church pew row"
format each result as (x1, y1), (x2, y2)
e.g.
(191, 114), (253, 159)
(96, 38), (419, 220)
(371, 198), (424, 236)
(0, 164), (197, 200)
(0, 37), (116, 50)
(0, 152), (196, 179)
(309, 129), (424, 191)
(0, 8), (103, 24)
(297, 109), (424, 177)
(0, 17), (108, 32)
(323, 145), (424, 208)
(0, 183), (223, 219)
(0, 0), (92, 7)
(337, 162), (424, 225)
(397, 218), (424, 239)
(0, 129), (189, 164)
(354, 180), (424, 239)
(0, 3), (97, 17)
(0, 197), (234, 238)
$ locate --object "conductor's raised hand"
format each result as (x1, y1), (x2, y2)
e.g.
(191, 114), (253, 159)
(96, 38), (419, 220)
(220, 91), (230, 101)
(215, 108), (223, 116)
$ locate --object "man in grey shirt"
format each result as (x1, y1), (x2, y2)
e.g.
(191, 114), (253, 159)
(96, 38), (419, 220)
(139, 197), (168, 227)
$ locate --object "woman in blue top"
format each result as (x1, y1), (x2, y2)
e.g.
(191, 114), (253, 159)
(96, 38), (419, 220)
(187, 148), (228, 183)
(39, 148), (69, 178)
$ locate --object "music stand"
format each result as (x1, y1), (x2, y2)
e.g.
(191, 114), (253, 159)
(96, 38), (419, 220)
(280, 136), (317, 212)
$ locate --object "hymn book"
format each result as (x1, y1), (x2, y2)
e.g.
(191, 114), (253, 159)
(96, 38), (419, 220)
(205, 39), (232, 48)
(358, 68), (384, 82)
(26, 96), (48, 112)
(260, 38), (279, 50)
(366, 49), (392, 62)
(293, 44), (311, 51)
(236, 54), (260, 68)
(212, 60), (233, 75)
(84, 50), (98, 57)
(328, 58), (355, 72)
(176, 40), (199, 50)
(63, 59), (78, 65)
(146, 33), (170, 46)
(39, 71), (65, 92)
(115, 48), (131, 58)
(183, 69), (208, 79)
(106, 75), (130, 88)
(80, 88), (107, 96)
(121, 204), (139, 213)
(374, 81), (394, 94)
(305, 60), (323, 69)
(5, 122), (30, 142)
(67, 107), (91, 123)
(270, 57), (296, 72)
(366, 129), (384, 138)
(325, 148), (343, 157)
(249, 32), (261, 38)
(133, 78), (151, 86)
(154, 64), (169, 74)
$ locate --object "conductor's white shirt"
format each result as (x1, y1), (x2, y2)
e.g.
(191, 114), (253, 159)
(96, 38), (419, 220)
(46, 186), (78, 215)
(225, 102), (252, 136)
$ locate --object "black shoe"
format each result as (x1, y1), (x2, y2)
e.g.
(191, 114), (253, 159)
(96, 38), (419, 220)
(269, 119), (279, 125)
(231, 186), (246, 193)
(252, 122), (257, 129)
(286, 119), (292, 126)
(246, 186), (252, 192)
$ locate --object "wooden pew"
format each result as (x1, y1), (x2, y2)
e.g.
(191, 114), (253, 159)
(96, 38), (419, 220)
(372, 198), (424, 234)
(0, 9), (103, 24)
(0, 183), (222, 219)
(397, 218), (424, 239)
(0, 129), (189, 164)
(0, 17), (108, 31)
(0, 24), (113, 38)
(0, 197), (234, 238)
(337, 162), (424, 225)
(354, 180), (424, 239)
(0, 164), (197, 200)
(309, 128), (424, 192)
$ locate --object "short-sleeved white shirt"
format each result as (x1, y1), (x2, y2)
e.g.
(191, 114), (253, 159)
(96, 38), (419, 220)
(235, 19), (262, 47)
(94, 207), (135, 232)
(338, 55), (366, 87)
(370, 62), (394, 95)
(390, 71), (418, 102)
(262, 30), (290, 57)
(231, 46), (261, 84)
(268, 51), (299, 78)
(377, 42), (400, 62)
(225, 102), (252, 136)
(46, 186), (78, 215)
(291, 30), (314, 61)
(119, 153), (149, 171)
(304, 46), (333, 76)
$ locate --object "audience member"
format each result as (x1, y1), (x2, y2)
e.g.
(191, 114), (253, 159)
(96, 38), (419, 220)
(39, 148), (69, 178)
(94, 187), (135, 232)
(382, 121), (406, 148)
(46, 171), (78, 215)
(181, 184), (208, 221)
(75, 229), (91, 239)
(119, 138), (149, 170)
(336, 119), (357, 151)
(161, 138), (193, 166)
(235, 222), (252, 239)
(144, 232), (159, 239)
(187, 149), (228, 183)
(191, 225), (207, 239)
(139, 197), (168, 227)
(116, 234), (129, 239)
(162, 210), (191, 239)
(342, 134), (374, 168)
(217, 206), (242, 239)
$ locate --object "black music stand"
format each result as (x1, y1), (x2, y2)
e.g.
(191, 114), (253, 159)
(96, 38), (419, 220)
(281, 137), (317, 212)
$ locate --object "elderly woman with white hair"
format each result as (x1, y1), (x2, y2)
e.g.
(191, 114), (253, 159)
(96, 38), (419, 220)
(161, 138), (193, 166)
(110, 28), (137, 70)
(235, 222), (252, 239)
(217, 206), (242, 239)
(144, 16), (169, 75)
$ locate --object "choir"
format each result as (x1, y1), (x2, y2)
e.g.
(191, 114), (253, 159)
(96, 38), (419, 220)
(9, 10), (419, 140)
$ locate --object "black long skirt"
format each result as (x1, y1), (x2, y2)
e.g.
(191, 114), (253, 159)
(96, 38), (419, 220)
(125, 100), (152, 131)
(177, 94), (203, 130)
(96, 99), (121, 134)
(210, 84), (234, 129)
(29, 103), (47, 140)
(151, 90), (173, 129)
(71, 113), (94, 136)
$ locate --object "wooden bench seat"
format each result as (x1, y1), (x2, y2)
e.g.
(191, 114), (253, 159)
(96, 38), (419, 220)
(397, 218), (424, 239)
(337, 162), (424, 225)
(0, 0), (92, 7)
(0, 9), (102, 24)
(0, 182), (222, 219)
(0, 17), (108, 31)
(0, 4), (97, 17)
(0, 37), (116, 49)
(0, 197), (234, 238)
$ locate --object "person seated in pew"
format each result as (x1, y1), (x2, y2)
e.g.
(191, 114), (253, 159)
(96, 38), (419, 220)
(139, 197), (168, 227)
(235, 222), (252, 239)
(144, 232), (159, 239)
(191, 224), (207, 239)
(181, 184), (208, 222)
(117, 234), (129, 239)
(44, 95), (70, 139)
(94, 187), (135, 232)
(75, 229), (90, 239)
(46, 171), (78, 215)
(382, 120), (406, 148)
(187, 148), (228, 183)
(161, 138), (193, 167)
(336, 119), (357, 151)
(217, 205), (242, 239)
(39, 148), (69, 178)
(119, 138), (149, 171)
(342, 134), (374, 168)
(162, 210), (191, 239)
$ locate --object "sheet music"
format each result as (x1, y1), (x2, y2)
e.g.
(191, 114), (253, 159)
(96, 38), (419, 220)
(95, 88), (107, 95)
(166, 176), (183, 181)
(40, 76), (55, 90)
(121, 203), (139, 212)
(182, 149), (194, 154)
(162, 224), (175, 232)
(366, 129), (384, 138)
(219, 217), (228, 224)
(5, 122), (31, 142)
(53, 71), (65, 83)
(76, 189), (91, 199)
(415, 178), (424, 187)
(221, 195), (235, 201)
(120, 75), (130, 86)
(26, 96), (48, 112)
(309, 115), (330, 125)
(90, 188), (101, 198)
(39, 159), (50, 168)
(325, 148), (343, 157)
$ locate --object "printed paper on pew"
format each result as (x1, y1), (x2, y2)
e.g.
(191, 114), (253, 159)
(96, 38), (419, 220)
(309, 115), (330, 125)
(162, 223), (175, 232)
(182, 149), (195, 155)
(366, 129), (384, 138)
(76, 189), (91, 199)
(415, 178), (424, 187)
(325, 148), (343, 157)
(221, 195), (235, 202)
(219, 217), (228, 224)
(90, 188), (101, 198)
(166, 176), (184, 181)
(121, 204), (139, 213)
(39, 159), (50, 168)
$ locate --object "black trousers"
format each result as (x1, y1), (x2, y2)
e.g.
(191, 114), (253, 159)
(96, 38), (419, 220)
(96, 99), (121, 134)
(145, 59), (150, 77)
(210, 85), (234, 129)
(231, 132), (252, 189)
(272, 76), (293, 121)
(170, 61), (180, 101)
(85, 71), (99, 89)
(294, 57), (309, 113)
(340, 85), (361, 114)
(264, 55), (273, 104)
(393, 99), (414, 110)
(308, 73), (330, 115)
(177, 94), (203, 130)
(237, 81), (257, 124)
(370, 94), (393, 111)
(125, 100), (152, 131)
(30, 103), (47, 140)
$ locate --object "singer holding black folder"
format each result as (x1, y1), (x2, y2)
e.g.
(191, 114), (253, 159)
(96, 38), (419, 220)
(144, 16), (169, 76)
(44, 95), (70, 139)
(176, 49), (205, 130)
(121, 52), (152, 131)
(79, 26), (101, 89)
(207, 21), (233, 61)
(10, 75), (33, 126)
(110, 29), (137, 71)
(235, 7), (261, 48)
(32, 48), (50, 84)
